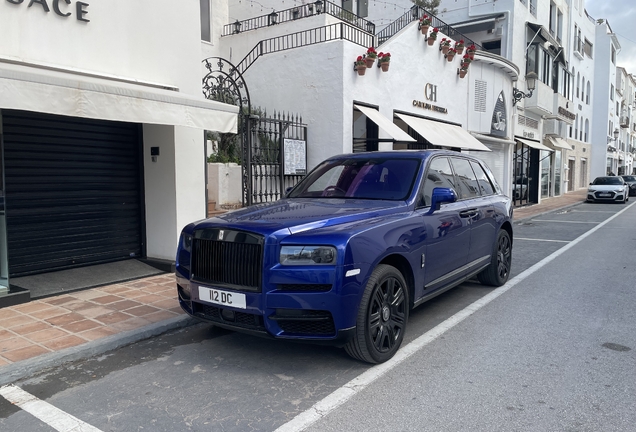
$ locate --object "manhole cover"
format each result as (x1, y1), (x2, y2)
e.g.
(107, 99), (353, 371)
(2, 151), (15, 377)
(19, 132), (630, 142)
(602, 342), (631, 352)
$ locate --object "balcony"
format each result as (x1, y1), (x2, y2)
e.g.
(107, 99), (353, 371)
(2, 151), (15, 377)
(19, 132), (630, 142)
(524, 80), (553, 116)
(553, 93), (575, 124)
(620, 115), (630, 128)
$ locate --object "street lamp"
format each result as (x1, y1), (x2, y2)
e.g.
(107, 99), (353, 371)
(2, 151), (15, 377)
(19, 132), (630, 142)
(314, 1), (323, 14)
(233, 19), (242, 34)
(512, 72), (538, 106)
(411, 5), (419, 19)
(268, 10), (278, 26)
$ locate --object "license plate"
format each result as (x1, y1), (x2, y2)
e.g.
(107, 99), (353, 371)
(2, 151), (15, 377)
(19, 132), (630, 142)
(598, 193), (611, 197)
(199, 286), (246, 309)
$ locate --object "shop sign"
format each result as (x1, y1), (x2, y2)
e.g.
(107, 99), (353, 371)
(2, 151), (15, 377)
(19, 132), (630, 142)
(4, 0), (90, 22)
(522, 131), (536, 139)
(558, 106), (576, 121)
(413, 83), (447, 114)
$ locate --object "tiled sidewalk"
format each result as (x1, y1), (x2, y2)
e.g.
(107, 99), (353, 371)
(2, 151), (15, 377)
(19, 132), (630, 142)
(0, 274), (182, 367)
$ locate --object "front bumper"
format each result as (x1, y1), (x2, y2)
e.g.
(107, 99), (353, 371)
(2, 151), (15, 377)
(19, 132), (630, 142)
(176, 264), (367, 345)
(587, 191), (625, 202)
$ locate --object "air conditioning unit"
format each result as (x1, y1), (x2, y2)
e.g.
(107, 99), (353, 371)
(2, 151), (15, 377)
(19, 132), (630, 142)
(543, 118), (567, 138)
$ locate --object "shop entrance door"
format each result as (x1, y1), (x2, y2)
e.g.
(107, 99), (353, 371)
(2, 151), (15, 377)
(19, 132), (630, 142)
(568, 158), (575, 191)
(512, 142), (539, 206)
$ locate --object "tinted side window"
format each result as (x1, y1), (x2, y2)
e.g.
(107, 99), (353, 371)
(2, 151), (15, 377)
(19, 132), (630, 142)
(421, 157), (456, 207)
(450, 158), (480, 199)
(470, 161), (495, 196)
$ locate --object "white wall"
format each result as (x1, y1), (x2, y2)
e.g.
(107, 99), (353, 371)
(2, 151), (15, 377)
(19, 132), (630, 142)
(1, 0), (216, 263)
(143, 125), (178, 261)
(241, 20), (478, 170)
(0, 0), (203, 94)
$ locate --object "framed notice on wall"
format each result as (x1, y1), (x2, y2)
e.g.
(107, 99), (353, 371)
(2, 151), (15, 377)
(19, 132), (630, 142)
(283, 139), (307, 175)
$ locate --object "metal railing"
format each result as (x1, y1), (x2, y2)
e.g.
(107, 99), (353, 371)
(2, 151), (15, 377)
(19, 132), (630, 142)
(235, 22), (373, 75)
(377, 6), (481, 49)
(222, 1), (374, 36)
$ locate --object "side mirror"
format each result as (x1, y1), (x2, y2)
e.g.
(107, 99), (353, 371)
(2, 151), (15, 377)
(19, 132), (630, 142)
(589, 183), (592, 186)
(427, 187), (457, 214)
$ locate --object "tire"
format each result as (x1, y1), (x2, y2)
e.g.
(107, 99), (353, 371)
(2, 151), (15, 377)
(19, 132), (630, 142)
(477, 229), (512, 287)
(345, 264), (409, 364)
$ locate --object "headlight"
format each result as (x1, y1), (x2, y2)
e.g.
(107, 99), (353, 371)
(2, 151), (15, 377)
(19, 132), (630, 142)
(181, 233), (193, 252)
(280, 246), (337, 265)
(587, 188), (594, 193)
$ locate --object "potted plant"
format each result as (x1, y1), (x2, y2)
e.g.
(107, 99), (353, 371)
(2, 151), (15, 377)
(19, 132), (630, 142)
(460, 54), (472, 68)
(419, 14), (432, 34)
(446, 47), (457, 61)
(440, 37), (451, 54)
(355, 55), (367, 76)
(378, 52), (391, 72)
(466, 43), (477, 59)
(427, 27), (439, 46)
(458, 64), (469, 79)
(365, 47), (377, 68)
(454, 39), (465, 55)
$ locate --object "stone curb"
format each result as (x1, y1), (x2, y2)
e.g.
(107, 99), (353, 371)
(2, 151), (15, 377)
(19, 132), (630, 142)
(0, 315), (197, 387)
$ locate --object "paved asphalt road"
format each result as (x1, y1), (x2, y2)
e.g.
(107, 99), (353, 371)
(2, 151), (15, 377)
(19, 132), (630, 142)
(1, 202), (635, 431)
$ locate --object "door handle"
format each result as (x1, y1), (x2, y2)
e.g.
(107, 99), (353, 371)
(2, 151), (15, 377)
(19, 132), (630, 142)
(459, 209), (478, 218)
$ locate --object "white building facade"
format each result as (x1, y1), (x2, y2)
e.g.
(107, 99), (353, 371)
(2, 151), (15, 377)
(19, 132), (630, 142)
(565, 0), (594, 191)
(203, 1), (518, 201)
(0, 0), (237, 304)
(590, 19), (621, 179)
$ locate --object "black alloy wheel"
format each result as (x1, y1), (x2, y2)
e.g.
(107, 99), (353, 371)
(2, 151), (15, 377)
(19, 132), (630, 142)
(345, 264), (409, 364)
(478, 229), (512, 287)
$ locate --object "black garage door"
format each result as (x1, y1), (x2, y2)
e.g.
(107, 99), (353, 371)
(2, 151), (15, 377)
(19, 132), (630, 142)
(2, 110), (144, 277)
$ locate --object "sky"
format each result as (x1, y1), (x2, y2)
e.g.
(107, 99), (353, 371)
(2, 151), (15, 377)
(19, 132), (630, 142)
(585, 0), (636, 75)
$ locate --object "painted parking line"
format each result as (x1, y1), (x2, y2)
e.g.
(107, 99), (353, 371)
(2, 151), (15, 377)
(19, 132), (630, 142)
(529, 220), (600, 223)
(515, 237), (570, 243)
(0, 384), (103, 432)
(274, 202), (633, 432)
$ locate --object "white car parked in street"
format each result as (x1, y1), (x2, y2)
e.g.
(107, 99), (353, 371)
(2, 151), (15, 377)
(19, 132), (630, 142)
(586, 176), (629, 203)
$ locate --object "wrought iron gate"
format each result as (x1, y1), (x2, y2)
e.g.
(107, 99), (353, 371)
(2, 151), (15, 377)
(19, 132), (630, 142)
(202, 57), (306, 207)
(247, 111), (307, 205)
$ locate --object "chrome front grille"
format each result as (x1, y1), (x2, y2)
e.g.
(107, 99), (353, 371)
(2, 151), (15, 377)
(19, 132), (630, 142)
(191, 229), (263, 292)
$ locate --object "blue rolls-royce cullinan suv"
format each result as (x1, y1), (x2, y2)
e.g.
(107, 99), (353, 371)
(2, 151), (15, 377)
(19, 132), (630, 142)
(176, 150), (513, 363)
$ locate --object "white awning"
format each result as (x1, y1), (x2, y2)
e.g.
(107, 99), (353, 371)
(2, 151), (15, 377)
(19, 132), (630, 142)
(0, 62), (238, 133)
(354, 105), (415, 142)
(470, 132), (515, 145)
(515, 136), (552, 151)
(546, 136), (571, 150)
(395, 113), (491, 151)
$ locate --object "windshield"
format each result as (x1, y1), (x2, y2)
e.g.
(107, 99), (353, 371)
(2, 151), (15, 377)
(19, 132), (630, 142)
(288, 157), (421, 200)
(593, 177), (623, 185)
(621, 176), (636, 182)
